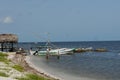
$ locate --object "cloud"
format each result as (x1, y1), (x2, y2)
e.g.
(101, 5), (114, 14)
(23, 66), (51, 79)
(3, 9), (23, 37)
(0, 16), (13, 24)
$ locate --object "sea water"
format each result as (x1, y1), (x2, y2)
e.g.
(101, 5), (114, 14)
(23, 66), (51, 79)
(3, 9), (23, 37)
(19, 41), (120, 80)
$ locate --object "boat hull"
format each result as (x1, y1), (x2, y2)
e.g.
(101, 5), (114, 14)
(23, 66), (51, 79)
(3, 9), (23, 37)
(30, 48), (74, 56)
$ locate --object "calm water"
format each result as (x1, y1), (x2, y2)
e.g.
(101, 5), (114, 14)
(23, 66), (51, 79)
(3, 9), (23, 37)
(19, 41), (120, 80)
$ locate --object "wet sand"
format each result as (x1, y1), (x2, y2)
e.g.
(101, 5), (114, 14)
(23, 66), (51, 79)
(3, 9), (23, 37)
(25, 56), (60, 80)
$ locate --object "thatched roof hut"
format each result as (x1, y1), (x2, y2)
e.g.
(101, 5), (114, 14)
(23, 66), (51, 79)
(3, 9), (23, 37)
(0, 34), (18, 43)
(0, 34), (18, 52)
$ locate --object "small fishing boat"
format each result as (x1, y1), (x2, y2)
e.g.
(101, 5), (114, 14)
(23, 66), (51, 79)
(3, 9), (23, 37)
(30, 34), (74, 56)
(30, 46), (74, 56)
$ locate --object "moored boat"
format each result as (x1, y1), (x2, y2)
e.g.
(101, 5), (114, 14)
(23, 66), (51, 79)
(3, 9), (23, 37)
(30, 46), (74, 56)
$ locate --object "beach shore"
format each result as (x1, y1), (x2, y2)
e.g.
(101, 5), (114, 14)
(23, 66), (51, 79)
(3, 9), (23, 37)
(25, 56), (60, 80)
(0, 52), (57, 80)
(11, 53), (58, 80)
(27, 55), (97, 80)
(0, 52), (23, 80)
(6, 52), (95, 80)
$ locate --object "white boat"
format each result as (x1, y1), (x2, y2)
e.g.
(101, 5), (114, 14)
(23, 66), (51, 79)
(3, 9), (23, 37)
(30, 47), (74, 56)
(30, 34), (74, 56)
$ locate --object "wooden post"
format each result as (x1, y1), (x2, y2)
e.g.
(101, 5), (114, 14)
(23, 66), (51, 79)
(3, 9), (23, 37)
(46, 54), (49, 59)
(1, 43), (3, 51)
(57, 49), (60, 59)
(11, 42), (13, 52)
(46, 48), (50, 59)
(57, 55), (60, 59)
(0, 43), (1, 51)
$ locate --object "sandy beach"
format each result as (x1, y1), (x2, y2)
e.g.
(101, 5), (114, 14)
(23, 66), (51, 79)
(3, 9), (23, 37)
(0, 52), (102, 80)
(0, 52), (23, 80)
(12, 54), (57, 80)
(0, 52), (57, 80)
(2, 52), (97, 80)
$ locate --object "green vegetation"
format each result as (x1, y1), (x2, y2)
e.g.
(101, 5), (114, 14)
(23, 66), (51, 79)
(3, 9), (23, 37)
(0, 52), (8, 56)
(12, 65), (24, 72)
(0, 52), (9, 64)
(0, 68), (11, 72)
(0, 71), (9, 77)
(0, 52), (52, 80)
(17, 73), (49, 80)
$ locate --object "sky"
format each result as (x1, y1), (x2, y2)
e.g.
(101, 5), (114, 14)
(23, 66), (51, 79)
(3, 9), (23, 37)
(0, 0), (120, 42)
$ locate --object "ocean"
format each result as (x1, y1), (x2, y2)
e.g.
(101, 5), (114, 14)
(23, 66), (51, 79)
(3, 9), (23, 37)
(19, 41), (120, 80)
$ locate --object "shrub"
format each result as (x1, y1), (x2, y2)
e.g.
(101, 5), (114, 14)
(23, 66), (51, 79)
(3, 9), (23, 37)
(0, 72), (9, 77)
(17, 73), (49, 80)
(0, 52), (9, 64)
(0, 52), (8, 56)
(12, 65), (24, 72)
